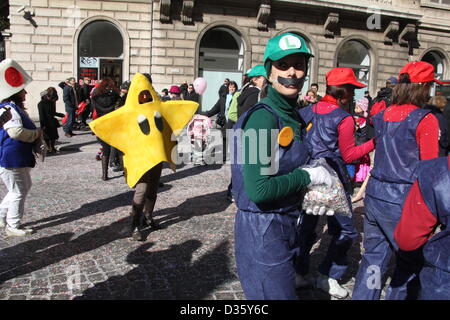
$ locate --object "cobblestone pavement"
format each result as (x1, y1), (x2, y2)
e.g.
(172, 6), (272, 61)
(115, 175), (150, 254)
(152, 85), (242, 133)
(0, 126), (389, 300)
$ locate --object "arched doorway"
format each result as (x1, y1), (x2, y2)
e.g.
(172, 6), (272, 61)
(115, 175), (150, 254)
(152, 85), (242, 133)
(78, 20), (124, 86)
(422, 50), (446, 96)
(337, 40), (371, 102)
(198, 26), (245, 111)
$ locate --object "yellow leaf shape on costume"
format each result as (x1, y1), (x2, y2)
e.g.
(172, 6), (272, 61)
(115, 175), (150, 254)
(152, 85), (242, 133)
(278, 126), (294, 147)
(89, 73), (198, 188)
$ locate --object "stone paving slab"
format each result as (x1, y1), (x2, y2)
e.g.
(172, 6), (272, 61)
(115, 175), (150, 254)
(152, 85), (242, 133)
(0, 126), (391, 300)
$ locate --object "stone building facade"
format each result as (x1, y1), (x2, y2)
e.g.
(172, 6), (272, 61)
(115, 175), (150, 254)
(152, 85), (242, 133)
(2, 0), (450, 118)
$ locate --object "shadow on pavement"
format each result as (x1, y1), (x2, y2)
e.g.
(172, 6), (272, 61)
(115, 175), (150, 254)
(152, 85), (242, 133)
(23, 191), (135, 231)
(0, 217), (131, 284)
(0, 190), (233, 291)
(153, 190), (231, 231)
(76, 239), (234, 299)
(160, 163), (223, 185)
(57, 140), (98, 155)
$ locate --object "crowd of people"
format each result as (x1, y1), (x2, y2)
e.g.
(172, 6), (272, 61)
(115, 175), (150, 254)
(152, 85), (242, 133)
(0, 28), (449, 300)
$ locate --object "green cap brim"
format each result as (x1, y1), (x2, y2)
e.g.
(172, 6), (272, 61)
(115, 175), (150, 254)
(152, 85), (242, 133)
(268, 48), (314, 62)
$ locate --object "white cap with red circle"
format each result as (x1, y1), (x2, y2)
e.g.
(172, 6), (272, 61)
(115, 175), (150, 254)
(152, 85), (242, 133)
(0, 59), (33, 101)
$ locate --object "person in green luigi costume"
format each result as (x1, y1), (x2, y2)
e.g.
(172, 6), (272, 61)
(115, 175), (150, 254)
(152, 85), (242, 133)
(230, 33), (336, 299)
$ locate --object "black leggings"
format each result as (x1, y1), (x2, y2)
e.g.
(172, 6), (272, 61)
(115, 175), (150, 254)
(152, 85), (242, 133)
(97, 138), (111, 160)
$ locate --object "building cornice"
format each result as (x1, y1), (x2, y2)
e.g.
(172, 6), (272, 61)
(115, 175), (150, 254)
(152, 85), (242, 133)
(273, 0), (423, 20)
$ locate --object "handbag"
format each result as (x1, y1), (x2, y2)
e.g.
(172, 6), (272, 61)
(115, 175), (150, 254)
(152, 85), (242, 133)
(216, 114), (226, 127)
(53, 117), (61, 128)
(61, 113), (68, 125)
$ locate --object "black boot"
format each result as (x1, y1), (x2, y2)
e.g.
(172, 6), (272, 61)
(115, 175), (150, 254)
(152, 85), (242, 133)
(101, 155), (109, 181)
(143, 199), (161, 230)
(130, 207), (144, 241)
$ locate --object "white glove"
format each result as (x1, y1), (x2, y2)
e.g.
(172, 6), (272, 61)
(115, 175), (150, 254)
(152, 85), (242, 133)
(303, 166), (334, 187)
(304, 202), (335, 216)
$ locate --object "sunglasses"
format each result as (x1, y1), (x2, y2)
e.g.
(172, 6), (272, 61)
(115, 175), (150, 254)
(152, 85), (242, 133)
(273, 60), (307, 72)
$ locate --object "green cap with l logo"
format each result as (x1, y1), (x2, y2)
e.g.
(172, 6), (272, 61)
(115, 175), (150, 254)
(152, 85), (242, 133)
(263, 33), (313, 73)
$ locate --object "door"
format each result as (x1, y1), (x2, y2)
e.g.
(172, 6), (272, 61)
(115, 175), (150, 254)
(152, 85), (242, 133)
(100, 59), (122, 88)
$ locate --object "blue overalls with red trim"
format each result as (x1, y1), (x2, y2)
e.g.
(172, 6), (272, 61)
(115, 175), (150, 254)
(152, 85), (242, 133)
(295, 104), (357, 280)
(0, 102), (36, 168)
(416, 156), (450, 300)
(352, 108), (431, 300)
(231, 103), (310, 300)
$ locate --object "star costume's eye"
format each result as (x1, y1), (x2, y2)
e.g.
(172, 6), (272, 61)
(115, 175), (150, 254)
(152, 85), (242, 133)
(139, 90), (153, 104)
(154, 111), (164, 132)
(137, 114), (150, 135)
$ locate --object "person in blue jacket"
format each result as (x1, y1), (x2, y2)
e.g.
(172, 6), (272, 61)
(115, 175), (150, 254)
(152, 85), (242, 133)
(296, 68), (375, 299)
(352, 61), (440, 300)
(231, 33), (336, 300)
(394, 155), (450, 300)
(0, 59), (41, 237)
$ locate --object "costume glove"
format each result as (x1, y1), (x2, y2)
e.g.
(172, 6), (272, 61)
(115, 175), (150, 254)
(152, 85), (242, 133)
(302, 165), (335, 187)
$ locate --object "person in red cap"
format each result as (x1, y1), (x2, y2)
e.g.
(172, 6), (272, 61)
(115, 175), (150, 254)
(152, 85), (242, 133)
(352, 61), (440, 300)
(169, 85), (182, 100)
(297, 67), (375, 298)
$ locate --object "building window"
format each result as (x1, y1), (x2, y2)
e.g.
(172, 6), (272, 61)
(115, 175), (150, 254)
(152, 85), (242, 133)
(198, 26), (244, 111)
(337, 40), (371, 101)
(77, 20), (124, 86)
(0, 38), (5, 61)
(422, 50), (446, 95)
(428, 0), (450, 5)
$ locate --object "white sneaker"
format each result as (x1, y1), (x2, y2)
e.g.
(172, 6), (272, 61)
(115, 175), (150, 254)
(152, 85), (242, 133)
(5, 225), (34, 237)
(295, 273), (314, 288)
(316, 274), (348, 299)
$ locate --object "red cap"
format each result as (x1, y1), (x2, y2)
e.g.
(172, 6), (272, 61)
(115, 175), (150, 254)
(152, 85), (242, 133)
(399, 61), (445, 84)
(169, 85), (181, 94)
(326, 67), (366, 88)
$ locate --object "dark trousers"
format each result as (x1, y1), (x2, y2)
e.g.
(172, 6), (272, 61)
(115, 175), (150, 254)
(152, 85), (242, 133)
(235, 210), (301, 299)
(352, 194), (421, 300)
(97, 138), (111, 161)
(132, 163), (163, 219)
(63, 108), (76, 134)
(81, 103), (91, 124)
(296, 207), (357, 280)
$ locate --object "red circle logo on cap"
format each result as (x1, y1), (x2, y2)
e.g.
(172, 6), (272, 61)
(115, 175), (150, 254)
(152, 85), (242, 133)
(5, 67), (24, 87)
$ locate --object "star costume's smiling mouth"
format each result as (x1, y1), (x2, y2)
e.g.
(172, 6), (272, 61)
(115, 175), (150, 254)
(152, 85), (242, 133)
(89, 73), (199, 188)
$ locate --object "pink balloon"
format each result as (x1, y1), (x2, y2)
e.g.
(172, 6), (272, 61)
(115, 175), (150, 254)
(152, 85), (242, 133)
(193, 77), (207, 95)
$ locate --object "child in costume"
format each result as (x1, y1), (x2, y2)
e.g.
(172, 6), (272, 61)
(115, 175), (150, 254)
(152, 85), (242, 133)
(394, 155), (450, 299)
(297, 68), (375, 299)
(354, 97), (371, 183)
(352, 61), (440, 300)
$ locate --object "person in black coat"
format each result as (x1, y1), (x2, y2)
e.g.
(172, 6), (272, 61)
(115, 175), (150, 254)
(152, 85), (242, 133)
(218, 78), (230, 98)
(79, 77), (94, 127)
(109, 80), (130, 172)
(91, 77), (120, 180)
(183, 83), (200, 103)
(62, 77), (79, 137)
(425, 95), (448, 157)
(236, 71), (267, 118)
(37, 87), (64, 154)
(203, 81), (238, 127)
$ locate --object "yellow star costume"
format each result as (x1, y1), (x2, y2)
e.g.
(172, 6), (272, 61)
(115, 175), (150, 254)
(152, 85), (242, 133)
(89, 73), (198, 188)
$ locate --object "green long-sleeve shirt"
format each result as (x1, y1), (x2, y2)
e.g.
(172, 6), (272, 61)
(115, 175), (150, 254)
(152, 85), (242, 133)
(242, 107), (311, 204)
